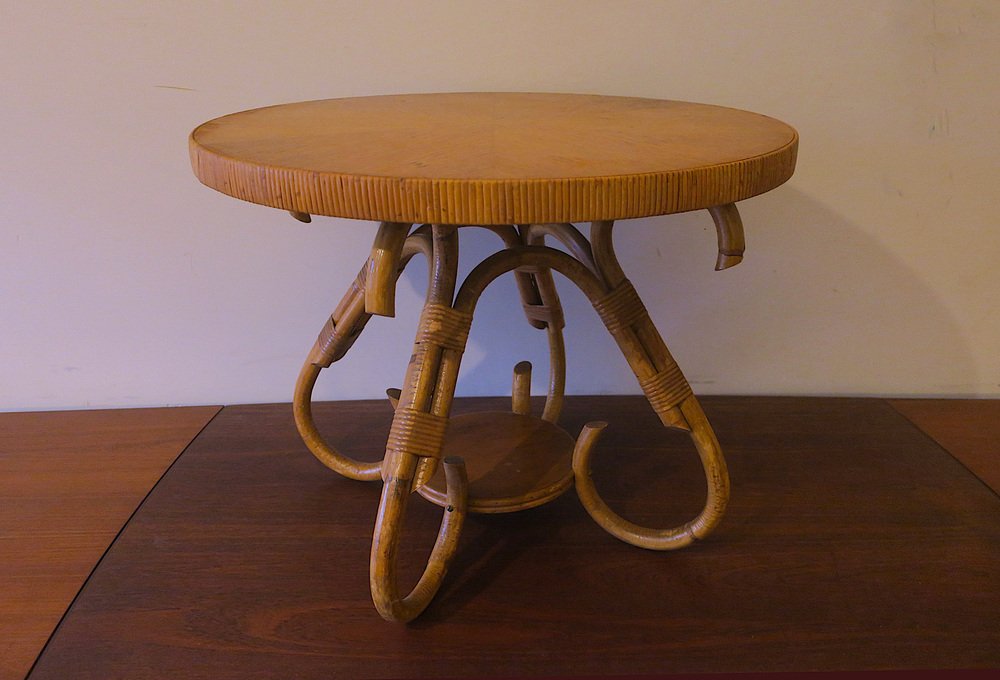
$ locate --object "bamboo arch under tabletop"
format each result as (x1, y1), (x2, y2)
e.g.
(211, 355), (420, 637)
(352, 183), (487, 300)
(296, 214), (734, 621)
(291, 214), (737, 621)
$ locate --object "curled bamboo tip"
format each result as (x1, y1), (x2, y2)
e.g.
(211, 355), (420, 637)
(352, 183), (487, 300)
(715, 253), (743, 271)
(364, 222), (410, 317)
(512, 361), (532, 415)
(572, 421), (608, 475)
(385, 388), (401, 410)
(708, 204), (745, 271)
(289, 210), (312, 223)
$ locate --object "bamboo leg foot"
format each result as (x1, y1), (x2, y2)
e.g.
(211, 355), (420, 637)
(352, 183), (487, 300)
(371, 455), (468, 622)
(572, 394), (729, 550)
(369, 225), (473, 622)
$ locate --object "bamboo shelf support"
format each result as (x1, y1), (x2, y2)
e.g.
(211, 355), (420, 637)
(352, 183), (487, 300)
(290, 213), (737, 620)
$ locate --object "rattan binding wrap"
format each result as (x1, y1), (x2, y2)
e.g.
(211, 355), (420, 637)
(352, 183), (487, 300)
(415, 304), (473, 352)
(386, 408), (450, 460)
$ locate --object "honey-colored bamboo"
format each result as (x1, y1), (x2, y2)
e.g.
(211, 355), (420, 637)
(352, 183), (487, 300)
(370, 456), (468, 622)
(451, 235), (729, 549)
(294, 217), (734, 618)
(365, 222), (410, 316)
(525, 223), (597, 275)
(708, 204), (746, 271)
(523, 228), (567, 422)
(292, 232), (431, 480)
(512, 361), (532, 415)
(192, 94), (796, 622)
(369, 225), (476, 621)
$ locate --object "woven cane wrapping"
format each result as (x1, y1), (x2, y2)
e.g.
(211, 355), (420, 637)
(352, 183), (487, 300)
(312, 269), (371, 367)
(415, 304), (473, 352)
(638, 362), (693, 414)
(592, 280), (647, 335)
(312, 316), (342, 367)
(386, 408), (449, 459)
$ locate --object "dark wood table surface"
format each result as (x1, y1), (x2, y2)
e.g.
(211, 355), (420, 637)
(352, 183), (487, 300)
(15, 396), (998, 679)
(0, 406), (220, 680)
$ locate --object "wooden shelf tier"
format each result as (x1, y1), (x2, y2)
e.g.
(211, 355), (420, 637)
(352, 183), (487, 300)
(417, 411), (576, 513)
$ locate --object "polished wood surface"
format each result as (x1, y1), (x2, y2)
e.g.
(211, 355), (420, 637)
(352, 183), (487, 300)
(29, 397), (1000, 678)
(190, 93), (798, 224)
(0, 406), (220, 680)
(890, 399), (1000, 494)
(417, 411), (575, 513)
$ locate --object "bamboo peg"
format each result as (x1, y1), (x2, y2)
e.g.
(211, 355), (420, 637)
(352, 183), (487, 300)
(512, 361), (532, 415)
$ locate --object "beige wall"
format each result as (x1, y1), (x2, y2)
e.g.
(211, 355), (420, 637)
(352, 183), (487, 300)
(1, 0), (997, 410)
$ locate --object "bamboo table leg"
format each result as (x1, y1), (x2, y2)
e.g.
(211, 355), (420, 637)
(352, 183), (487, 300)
(294, 209), (743, 622)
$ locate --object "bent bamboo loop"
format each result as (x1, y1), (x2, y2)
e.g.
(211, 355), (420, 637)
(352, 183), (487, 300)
(292, 233), (433, 481)
(452, 237), (730, 550)
(472, 225), (568, 423)
(370, 456), (468, 622)
(372, 225), (470, 622)
(572, 395), (730, 550)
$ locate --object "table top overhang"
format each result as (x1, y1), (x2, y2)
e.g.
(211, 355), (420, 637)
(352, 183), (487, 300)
(190, 92), (798, 225)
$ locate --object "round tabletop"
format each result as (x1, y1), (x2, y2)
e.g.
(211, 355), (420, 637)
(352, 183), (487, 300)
(190, 92), (797, 225)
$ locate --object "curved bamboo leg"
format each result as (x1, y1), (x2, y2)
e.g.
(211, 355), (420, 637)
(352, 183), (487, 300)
(453, 239), (730, 550)
(293, 231), (431, 481)
(370, 225), (473, 622)
(371, 456), (468, 622)
(572, 394), (729, 550)
(521, 227), (567, 423)
(587, 220), (729, 547)
(525, 222), (598, 275)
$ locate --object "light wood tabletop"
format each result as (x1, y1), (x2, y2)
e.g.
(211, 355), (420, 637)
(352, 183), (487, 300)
(190, 92), (797, 224)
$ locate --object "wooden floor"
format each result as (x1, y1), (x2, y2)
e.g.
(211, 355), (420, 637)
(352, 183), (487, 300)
(8, 396), (996, 679)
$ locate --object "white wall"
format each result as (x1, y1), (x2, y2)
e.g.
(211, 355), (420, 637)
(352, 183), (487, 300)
(2, 0), (997, 410)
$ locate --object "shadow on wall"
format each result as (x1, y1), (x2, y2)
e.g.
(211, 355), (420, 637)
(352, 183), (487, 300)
(431, 187), (975, 399)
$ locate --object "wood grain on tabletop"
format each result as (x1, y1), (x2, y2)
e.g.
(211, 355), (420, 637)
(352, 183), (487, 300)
(29, 396), (1000, 678)
(0, 406), (219, 680)
(189, 92), (798, 224)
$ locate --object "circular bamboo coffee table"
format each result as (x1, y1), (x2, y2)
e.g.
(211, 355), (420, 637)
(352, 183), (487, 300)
(190, 92), (798, 622)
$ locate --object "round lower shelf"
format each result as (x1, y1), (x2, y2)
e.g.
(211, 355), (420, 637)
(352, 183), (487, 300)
(417, 411), (575, 514)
